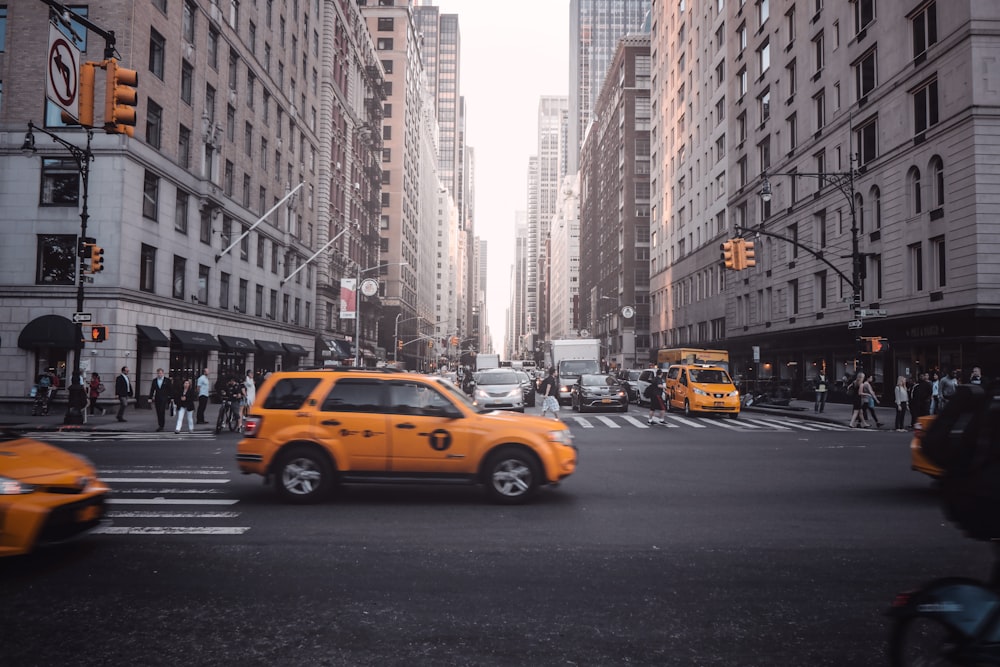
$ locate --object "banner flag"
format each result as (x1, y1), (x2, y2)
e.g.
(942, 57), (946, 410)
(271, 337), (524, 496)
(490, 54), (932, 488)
(340, 278), (357, 319)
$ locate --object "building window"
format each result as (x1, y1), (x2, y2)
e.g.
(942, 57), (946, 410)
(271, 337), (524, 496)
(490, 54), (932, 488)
(787, 113), (798, 151)
(737, 66), (748, 97)
(912, 1), (937, 61)
(757, 0), (769, 27)
(738, 22), (747, 51)
(715, 96), (726, 124)
(143, 170), (159, 220)
(183, 1), (196, 43)
(36, 235), (76, 285)
(931, 236), (946, 288)
(871, 186), (881, 229)
(140, 244), (156, 293)
(226, 105), (235, 142)
(257, 234), (265, 268)
(255, 284), (264, 317)
(855, 0), (875, 34)
(737, 111), (747, 143)
(200, 207), (212, 245)
(813, 89), (825, 131)
(378, 17), (394, 31)
(758, 88), (771, 123)
(269, 289), (277, 319)
(180, 60), (193, 104)
(913, 77), (939, 136)
(40, 159), (79, 205)
(870, 254), (883, 300)
(228, 49), (239, 91)
(758, 136), (771, 171)
(855, 47), (877, 100)
(855, 115), (877, 166)
(242, 174), (251, 208)
(173, 255), (186, 299)
(178, 124), (191, 168)
(244, 122), (253, 155)
(146, 99), (163, 149)
(240, 224), (249, 260)
(247, 72), (256, 109)
(814, 271), (827, 310)
(208, 28), (219, 70)
(239, 279), (248, 313)
(812, 31), (824, 74)
(377, 38), (393, 50)
(271, 242), (279, 274)
(220, 272), (230, 309)
(758, 40), (770, 75)
(175, 190), (189, 233)
(786, 59), (797, 98)
(788, 279), (799, 315)
(205, 85), (216, 125)
(224, 160), (234, 196)
(198, 264), (210, 304)
(909, 242), (924, 292)
(909, 167), (922, 215)
(931, 156), (945, 208)
(149, 29), (165, 80)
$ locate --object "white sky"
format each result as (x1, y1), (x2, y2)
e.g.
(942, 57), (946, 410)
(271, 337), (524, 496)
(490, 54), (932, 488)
(431, 0), (569, 354)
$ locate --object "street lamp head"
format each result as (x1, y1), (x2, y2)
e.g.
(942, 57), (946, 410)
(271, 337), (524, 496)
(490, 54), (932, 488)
(759, 177), (772, 203)
(20, 126), (36, 155)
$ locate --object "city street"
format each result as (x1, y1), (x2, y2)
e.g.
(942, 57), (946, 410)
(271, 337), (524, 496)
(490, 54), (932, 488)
(1, 407), (989, 666)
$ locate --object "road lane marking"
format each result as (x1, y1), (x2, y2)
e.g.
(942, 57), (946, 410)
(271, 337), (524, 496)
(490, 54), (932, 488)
(740, 418), (792, 430)
(92, 526), (249, 535)
(106, 498), (239, 505)
(620, 416), (650, 428)
(595, 416), (621, 428)
(567, 417), (594, 428)
(101, 477), (230, 484)
(106, 511), (241, 518)
(663, 415), (705, 428)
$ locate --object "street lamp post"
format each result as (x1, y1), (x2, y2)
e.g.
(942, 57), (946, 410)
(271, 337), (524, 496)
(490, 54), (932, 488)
(22, 121), (94, 424)
(352, 261), (407, 368)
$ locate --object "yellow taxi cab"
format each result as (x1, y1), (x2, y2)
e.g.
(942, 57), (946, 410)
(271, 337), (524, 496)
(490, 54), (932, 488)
(910, 415), (942, 478)
(237, 368), (577, 504)
(0, 430), (109, 557)
(663, 364), (741, 418)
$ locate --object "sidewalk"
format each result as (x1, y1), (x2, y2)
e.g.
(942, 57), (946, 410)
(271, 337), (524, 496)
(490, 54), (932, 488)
(744, 397), (905, 430)
(0, 401), (222, 434)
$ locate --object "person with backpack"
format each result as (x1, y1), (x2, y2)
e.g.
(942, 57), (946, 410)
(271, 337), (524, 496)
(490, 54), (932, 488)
(539, 367), (560, 419)
(938, 368), (960, 412)
(645, 369), (667, 425)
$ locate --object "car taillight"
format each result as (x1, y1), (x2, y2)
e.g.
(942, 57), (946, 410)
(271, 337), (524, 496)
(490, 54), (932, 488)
(243, 416), (262, 437)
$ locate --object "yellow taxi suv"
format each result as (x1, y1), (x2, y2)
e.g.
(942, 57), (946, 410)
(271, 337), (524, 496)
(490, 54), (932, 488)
(237, 369), (578, 504)
(0, 431), (109, 557)
(910, 415), (941, 478)
(663, 364), (741, 418)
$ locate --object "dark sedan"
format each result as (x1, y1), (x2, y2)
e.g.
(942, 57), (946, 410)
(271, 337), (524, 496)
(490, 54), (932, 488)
(571, 374), (629, 413)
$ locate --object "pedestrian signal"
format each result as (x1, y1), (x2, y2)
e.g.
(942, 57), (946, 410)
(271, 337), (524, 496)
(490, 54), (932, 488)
(89, 325), (107, 342)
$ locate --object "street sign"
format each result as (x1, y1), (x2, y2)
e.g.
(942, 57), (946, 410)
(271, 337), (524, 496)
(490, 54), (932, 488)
(72, 312), (92, 323)
(847, 320), (863, 330)
(47, 24), (81, 120)
(857, 308), (888, 318)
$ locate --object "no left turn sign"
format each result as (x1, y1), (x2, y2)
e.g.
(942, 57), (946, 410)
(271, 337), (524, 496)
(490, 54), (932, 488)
(47, 23), (80, 119)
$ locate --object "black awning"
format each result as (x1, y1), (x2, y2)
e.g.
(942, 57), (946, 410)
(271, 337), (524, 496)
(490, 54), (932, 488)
(320, 337), (354, 358)
(218, 335), (255, 351)
(171, 329), (221, 351)
(136, 324), (170, 347)
(256, 339), (284, 354)
(283, 342), (309, 357)
(18, 314), (77, 349)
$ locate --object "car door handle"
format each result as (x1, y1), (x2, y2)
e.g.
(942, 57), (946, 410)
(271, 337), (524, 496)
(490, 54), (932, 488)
(396, 422), (416, 430)
(322, 419), (341, 426)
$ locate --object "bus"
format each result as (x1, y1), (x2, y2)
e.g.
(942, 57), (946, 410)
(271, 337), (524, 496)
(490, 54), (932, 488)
(656, 348), (730, 372)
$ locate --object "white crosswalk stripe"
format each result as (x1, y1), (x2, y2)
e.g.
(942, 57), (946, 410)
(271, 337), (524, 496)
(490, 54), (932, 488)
(552, 411), (854, 432)
(595, 416), (621, 428)
(18, 431), (218, 442)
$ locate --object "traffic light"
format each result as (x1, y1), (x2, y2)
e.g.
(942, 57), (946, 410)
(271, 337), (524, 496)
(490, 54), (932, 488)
(398, 339), (403, 351)
(104, 59), (139, 136)
(742, 240), (756, 268)
(89, 244), (105, 273)
(721, 240), (736, 269)
(61, 62), (96, 126)
(89, 325), (107, 343)
(427, 339), (433, 350)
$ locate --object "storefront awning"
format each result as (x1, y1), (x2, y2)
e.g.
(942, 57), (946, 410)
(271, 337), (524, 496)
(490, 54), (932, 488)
(19, 314), (76, 349)
(320, 337), (354, 358)
(170, 329), (221, 351)
(219, 335), (255, 351)
(137, 324), (170, 347)
(283, 342), (309, 357)
(255, 339), (284, 354)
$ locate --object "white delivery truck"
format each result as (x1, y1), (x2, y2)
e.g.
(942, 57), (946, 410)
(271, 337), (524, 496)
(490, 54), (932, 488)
(546, 339), (601, 405)
(476, 353), (500, 371)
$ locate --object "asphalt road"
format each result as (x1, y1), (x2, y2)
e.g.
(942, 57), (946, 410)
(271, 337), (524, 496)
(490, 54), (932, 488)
(1, 423), (990, 666)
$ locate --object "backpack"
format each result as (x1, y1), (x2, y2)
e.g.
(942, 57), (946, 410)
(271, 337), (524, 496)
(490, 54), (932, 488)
(643, 380), (658, 399)
(39, 375), (52, 388)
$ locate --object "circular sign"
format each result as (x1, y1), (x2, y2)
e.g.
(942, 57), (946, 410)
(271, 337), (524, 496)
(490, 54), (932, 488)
(621, 306), (635, 319)
(360, 278), (379, 297)
(48, 37), (78, 108)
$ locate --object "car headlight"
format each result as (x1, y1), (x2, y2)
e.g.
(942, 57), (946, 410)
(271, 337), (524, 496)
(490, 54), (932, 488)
(506, 388), (521, 398)
(474, 389), (489, 399)
(694, 387), (710, 396)
(0, 476), (36, 495)
(547, 429), (574, 446)
(727, 390), (739, 398)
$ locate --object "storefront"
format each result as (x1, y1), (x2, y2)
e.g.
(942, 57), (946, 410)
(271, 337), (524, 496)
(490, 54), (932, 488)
(318, 337), (354, 366)
(18, 314), (75, 388)
(282, 343), (309, 370)
(170, 329), (220, 384)
(136, 325), (170, 385)
(218, 335), (255, 380)
(255, 339), (283, 372)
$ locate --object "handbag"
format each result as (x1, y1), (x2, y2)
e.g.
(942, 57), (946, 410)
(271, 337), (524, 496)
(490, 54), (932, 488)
(98, 383), (106, 393)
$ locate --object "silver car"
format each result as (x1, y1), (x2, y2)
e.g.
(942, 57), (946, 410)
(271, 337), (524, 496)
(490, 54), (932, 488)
(472, 369), (526, 412)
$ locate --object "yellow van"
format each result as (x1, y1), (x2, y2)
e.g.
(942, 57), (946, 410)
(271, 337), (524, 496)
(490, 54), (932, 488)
(663, 364), (741, 418)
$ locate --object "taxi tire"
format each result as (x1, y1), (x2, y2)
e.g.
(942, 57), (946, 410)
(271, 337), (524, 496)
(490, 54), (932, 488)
(484, 446), (541, 505)
(684, 400), (693, 417)
(275, 445), (334, 504)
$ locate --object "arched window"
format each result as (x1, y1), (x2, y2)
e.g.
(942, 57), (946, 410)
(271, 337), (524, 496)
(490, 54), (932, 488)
(909, 167), (922, 215)
(854, 193), (865, 233)
(870, 186), (882, 230)
(930, 155), (945, 208)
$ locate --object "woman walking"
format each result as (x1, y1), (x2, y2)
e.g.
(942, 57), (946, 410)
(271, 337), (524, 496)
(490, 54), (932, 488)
(174, 378), (196, 434)
(860, 375), (882, 428)
(849, 373), (870, 428)
(88, 372), (106, 416)
(646, 369), (667, 425)
(894, 376), (910, 432)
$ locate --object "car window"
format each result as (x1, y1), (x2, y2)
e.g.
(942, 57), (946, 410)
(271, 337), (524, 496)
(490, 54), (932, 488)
(679, 370), (688, 386)
(388, 380), (454, 416)
(666, 367), (680, 380)
(262, 377), (322, 410)
(478, 372), (519, 385)
(320, 379), (383, 413)
(690, 369), (732, 384)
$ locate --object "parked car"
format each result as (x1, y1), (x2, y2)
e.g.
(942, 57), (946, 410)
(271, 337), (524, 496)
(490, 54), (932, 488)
(615, 369), (643, 403)
(473, 369), (526, 412)
(571, 374), (629, 413)
(237, 368), (577, 504)
(515, 370), (537, 407)
(0, 431), (110, 557)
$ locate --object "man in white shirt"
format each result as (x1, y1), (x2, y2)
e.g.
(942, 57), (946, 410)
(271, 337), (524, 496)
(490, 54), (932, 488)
(196, 368), (210, 424)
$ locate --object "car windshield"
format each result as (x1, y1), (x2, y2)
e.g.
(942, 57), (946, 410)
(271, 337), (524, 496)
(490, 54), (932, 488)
(581, 374), (616, 386)
(627, 370), (641, 381)
(689, 369), (732, 384)
(476, 372), (519, 386)
(560, 360), (599, 376)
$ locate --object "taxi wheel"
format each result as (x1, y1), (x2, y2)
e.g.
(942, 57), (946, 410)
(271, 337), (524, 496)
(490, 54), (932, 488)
(684, 400), (693, 417)
(484, 447), (540, 505)
(275, 445), (334, 504)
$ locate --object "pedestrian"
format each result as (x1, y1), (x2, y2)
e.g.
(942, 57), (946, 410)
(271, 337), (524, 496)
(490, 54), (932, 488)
(814, 370), (829, 413)
(929, 371), (941, 415)
(174, 378), (196, 433)
(243, 369), (256, 421)
(115, 366), (133, 422)
(67, 370), (88, 420)
(148, 368), (174, 432)
(88, 372), (106, 416)
(646, 369), (667, 425)
(848, 372), (870, 428)
(969, 366), (983, 385)
(539, 367), (560, 420)
(860, 375), (882, 428)
(938, 369), (959, 411)
(894, 376), (910, 432)
(196, 367), (210, 423)
(910, 373), (932, 427)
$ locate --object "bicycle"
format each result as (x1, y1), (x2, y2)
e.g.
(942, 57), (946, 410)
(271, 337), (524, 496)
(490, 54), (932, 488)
(215, 398), (241, 433)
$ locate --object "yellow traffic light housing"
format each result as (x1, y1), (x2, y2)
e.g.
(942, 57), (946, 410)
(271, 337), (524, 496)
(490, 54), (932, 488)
(89, 325), (107, 342)
(742, 240), (756, 268)
(721, 240), (736, 269)
(89, 244), (105, 273)
(104, 59), (139, 136)
(398, 339), (404, 351)
(61, 62), (96, 127)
